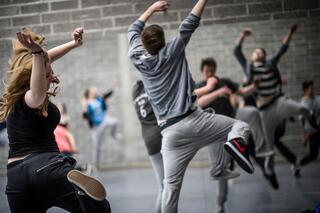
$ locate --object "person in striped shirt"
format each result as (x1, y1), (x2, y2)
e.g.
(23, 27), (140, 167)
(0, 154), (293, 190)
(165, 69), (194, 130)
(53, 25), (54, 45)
(234, 24), (318, 189)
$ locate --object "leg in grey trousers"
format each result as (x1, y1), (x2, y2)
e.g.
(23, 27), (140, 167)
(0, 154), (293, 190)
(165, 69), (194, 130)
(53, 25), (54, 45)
(161, 110), (250, 213)
(260, 96), (312, 174)
(91, 127), (101, 168)
(90, 115), (120, 167)
(150, 152), (164, 213)
(207, 142), (231, 177)
(236, 106), (273, 157)
(217, 180), (228, 212)
(207, 142), (230, 212)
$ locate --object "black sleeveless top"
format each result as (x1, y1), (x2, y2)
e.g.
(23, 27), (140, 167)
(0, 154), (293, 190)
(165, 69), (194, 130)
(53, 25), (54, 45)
(6, 98), (60, 158)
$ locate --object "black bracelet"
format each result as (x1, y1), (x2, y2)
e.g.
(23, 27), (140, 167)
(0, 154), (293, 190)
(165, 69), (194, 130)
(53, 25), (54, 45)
(31, 50), (43, 54)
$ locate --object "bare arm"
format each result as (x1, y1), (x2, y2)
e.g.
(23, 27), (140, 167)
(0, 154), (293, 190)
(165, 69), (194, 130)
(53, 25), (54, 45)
(194, 77), (218, 98)
(299, 121), (308, 146)
(191, 0), (208, 17)
(65, 130), (78, 153)
(198, 86), (232, 108)
(48, 28), (83, 62)
(81, 98), (88, 113)
(16, 32), (48, 108)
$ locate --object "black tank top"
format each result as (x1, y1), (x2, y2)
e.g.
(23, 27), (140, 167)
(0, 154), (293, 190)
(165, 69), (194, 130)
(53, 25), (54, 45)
(6, 98), (60, 158)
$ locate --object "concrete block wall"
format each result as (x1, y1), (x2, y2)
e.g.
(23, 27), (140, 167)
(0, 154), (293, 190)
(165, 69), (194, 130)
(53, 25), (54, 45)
(0, 0), (319, 168)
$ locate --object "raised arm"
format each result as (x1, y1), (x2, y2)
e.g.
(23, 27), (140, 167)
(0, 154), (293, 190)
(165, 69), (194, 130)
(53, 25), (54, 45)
(191, 0), (208, 17)
(272, 23), (298, 63)
(128, 1), (169, 61)
(48, 28), (83, 63)
(103, 90), (114, 100)
(234, 28), (251, 68)
(17, 32), (47, 108)
(138, 1), (169, 23)
(283, 23), (298, 46)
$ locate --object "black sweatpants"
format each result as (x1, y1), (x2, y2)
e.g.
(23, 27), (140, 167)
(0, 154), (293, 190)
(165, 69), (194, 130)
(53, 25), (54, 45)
(274, 120), (297, 165)
(300, 131), (320, 166)
(6, 152), (111, 213)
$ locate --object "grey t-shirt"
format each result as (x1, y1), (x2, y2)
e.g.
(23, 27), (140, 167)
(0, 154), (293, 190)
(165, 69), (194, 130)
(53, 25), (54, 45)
(128, 14), (200, 122)
(300, 96), (320, 133)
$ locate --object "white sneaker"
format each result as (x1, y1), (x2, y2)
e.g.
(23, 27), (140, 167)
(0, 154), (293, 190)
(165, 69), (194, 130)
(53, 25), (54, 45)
(114, 133), (123, 142)
(211, 169), (240, 180)
(217, 204), (225, 213)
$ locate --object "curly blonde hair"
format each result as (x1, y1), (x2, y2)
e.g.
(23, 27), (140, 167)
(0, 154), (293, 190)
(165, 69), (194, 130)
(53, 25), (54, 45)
(0, 27), (60, 121)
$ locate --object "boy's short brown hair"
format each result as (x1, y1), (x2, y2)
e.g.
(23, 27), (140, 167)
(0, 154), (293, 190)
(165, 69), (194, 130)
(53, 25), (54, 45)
(200, 57), (217, 73)
(142, 24), (165, 55)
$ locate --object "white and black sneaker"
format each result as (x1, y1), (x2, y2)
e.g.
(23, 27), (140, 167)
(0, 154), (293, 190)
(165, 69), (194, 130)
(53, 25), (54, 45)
(67, 170), (106, 201)
(224, 138), (255, 174)
(291, 164), (301, 178)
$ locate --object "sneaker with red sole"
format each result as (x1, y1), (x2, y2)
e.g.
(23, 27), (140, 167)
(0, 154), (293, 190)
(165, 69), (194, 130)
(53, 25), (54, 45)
(224, 138), (255, 174)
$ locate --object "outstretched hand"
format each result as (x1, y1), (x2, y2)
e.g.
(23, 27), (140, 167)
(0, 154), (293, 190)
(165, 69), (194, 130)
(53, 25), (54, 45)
(73, 27), (84, 46)
(289, 23), (298, 34)
(16, 32), (42, 53)
(150, 1), (170, 12)
(242, 28), (252, 37)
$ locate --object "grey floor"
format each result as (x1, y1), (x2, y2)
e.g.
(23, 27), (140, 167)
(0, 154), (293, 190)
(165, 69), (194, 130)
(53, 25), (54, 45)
(0, 162), (319, 213)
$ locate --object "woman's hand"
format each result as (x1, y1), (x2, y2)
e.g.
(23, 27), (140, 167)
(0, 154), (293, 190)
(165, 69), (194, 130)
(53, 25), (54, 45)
(16, 32), (42, 53)
(73, 27), (84, 46)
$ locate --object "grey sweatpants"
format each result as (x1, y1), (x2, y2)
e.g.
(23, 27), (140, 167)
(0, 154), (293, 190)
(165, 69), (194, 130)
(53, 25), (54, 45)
(208, 142), (230, 210)
(160, 109), (250, 213)
(236, 106), (272, 157)
(260, 96), (312, 174)
(90, 116), (119, 167)
(150, 153), (164, 213)
(260, 96), (311, 149)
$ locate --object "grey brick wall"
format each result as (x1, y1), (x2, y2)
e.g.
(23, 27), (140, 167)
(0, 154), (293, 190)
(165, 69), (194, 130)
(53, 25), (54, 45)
(0, 0), (319, 168)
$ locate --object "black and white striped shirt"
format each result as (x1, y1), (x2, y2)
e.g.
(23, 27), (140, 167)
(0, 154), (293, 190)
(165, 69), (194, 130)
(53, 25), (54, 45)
(252, 64), (281, 97)
(234, 44), (289, 98)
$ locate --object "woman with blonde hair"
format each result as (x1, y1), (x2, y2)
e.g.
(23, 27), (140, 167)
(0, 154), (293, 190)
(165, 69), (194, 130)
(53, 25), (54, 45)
(0, 27), (111, 212)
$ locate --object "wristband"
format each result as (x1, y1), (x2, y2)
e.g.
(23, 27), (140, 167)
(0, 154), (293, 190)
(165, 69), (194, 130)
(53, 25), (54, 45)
(31, 50), (43, 55)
